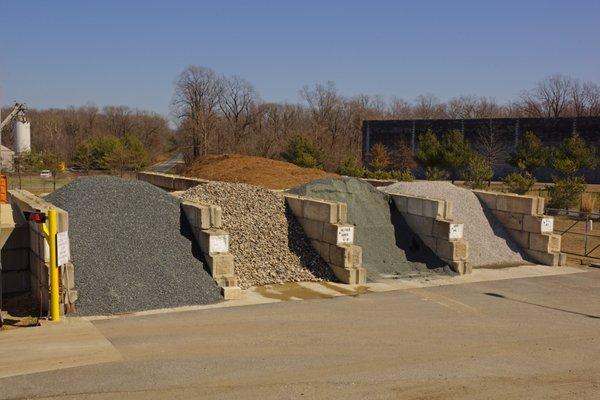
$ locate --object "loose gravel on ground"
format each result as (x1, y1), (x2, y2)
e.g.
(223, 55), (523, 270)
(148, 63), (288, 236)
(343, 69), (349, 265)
(384, 181), (529, 267)
(182, 182), (335, 289)
(45, 176), (222, 315)
(291, 177), (453, 279)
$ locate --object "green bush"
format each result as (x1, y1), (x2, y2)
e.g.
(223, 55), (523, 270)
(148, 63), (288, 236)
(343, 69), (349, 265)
(337, 156), (366, 178)
(369, 143), (392, 171)
(508, 131), (549, 175)
(547, 177), (586, 209)
(503, 172), (536, 195)
(440, 129), (473, 182)
(391, 168), (415, 182)
(364, 170), (393, 180)
(461, 156), (492, 189)
(281, 135), (323, 169)
(424, 166), (449, 181)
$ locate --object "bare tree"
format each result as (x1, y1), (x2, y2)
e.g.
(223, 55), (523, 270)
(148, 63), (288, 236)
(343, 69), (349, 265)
(519, 74), (574, 118)
(388, 97), (413, 119)
(474, 122), (509, 177)
(172, 66), (223, 158)
(218, 75), (259, 151)
(412, 94), (447, 119)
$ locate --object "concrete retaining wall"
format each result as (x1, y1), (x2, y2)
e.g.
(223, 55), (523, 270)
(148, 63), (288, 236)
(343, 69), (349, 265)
(4, 190), (77, 314)
(284, 194), (366, 285)
(473, 190), (565, 266)
(390, 194), (470, 274)
(180, 200), (241, 299)
(137, 171), (209, 191)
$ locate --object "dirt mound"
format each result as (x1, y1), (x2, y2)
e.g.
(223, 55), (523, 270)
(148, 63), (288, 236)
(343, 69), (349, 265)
(182, 154), (337, 190)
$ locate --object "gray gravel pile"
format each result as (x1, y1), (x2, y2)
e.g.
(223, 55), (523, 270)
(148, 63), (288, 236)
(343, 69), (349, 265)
(384, 181), (529, 267)
(182, 182), (335, 289)
(291, 177), (452, 279)
(45, 176), (222, 315)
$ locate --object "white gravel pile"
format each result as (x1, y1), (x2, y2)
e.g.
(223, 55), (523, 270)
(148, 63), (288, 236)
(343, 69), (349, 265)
(182, 182), (335, 288)
(384, 181), (528, 267)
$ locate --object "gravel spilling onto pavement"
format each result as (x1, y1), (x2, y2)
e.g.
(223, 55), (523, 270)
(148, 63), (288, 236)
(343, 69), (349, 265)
(291, 177), (453, 279)
(182, 182), (335, 289)
(384, 181), (529, 267)
(45, 176), (222, 315)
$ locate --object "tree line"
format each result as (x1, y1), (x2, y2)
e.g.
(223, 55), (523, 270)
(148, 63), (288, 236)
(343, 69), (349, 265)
(2, 69), (599, 176)
(173, 67), (600, 170)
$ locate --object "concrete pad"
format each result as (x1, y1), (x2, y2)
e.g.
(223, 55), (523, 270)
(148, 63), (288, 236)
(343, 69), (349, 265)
(0, 318), (122, 378)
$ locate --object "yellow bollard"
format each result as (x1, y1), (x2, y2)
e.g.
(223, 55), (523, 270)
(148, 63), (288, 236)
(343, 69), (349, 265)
(42, 208), (60, 321)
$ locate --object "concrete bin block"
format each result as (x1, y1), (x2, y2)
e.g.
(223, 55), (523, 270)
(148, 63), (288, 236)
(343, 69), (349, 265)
(536, 197), (545, 216)
(529, 233), (561, 253)
(403, 214), (434, 237)
(303, 199), (337, 223)
(507, 229), (530, 247)
(473, 190), (498, 209)
(391, 195), (408, 213)
(448, 260), (471, 275)
(526, 249), (561, 266)
(329, 244), (361, 269)
(329, 264), (366, 285)
(336, 202), (348, 224)
(209, 205), (222, 228)
(181, 202), (198, 228)
(298, 218), (324, 241)
(199, 229), (230, 254)
(284, 195), (304, 217)
(310, 240), (330, 262)
(206, 253), (234, 277)
(407, 196), (423, 215)
(432, 220), (464, 240)
(3, 226), (29, 250)
(498, 194), (537, 215)
(494, 210), (524, 231)
(62, 289), (78, 304)
(322, 223), (354, 245)
(522, 215), (554, 233)
(436, 239), (468, 261)
(221, 285), (242, 300)
(422, 198), (445, 219)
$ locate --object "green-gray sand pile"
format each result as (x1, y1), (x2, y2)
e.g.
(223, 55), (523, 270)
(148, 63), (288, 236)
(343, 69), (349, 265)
(290, 177), (453, 279)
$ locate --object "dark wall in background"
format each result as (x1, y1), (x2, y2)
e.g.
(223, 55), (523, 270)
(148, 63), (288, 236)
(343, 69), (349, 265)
(362, 117), (600, 183)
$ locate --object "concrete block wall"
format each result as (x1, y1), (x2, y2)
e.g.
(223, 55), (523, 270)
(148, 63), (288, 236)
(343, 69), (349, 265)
(473, 190), (565, 266)
(6, 190), (77, 314)
(284, 194), (366, 285)
(180, 200), (241, 300)
(390, 194), (470, 274)
(1, 203), (27, 295)
(137, 171), (209, 191)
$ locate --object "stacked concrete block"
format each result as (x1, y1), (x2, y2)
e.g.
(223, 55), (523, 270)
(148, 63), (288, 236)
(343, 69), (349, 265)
(1, 203), (26, 294)
(473, 190), (565, 266)
(181, 200), (241, 299)
(7, 190), (77, 314)
(137, 171), (209, 191)
(390, 194), (470, 274)
(284, 194), (366, 285)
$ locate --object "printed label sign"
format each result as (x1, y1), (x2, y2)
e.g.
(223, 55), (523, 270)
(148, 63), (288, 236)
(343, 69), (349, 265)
(448, 224), (464, 240)
(209, 235), (229, 253)
(337, 226), (354, 244)
(541, 218), (554, 233)
(56, 231), (71, 266)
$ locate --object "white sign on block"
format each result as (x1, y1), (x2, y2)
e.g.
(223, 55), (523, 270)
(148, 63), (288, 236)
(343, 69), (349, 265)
(209, 234), (229, 253)
(337, 226), (354, 244)
(56, 231), (71, 266)
(541, 218), (554, 233)
(448, 223), (464, 240)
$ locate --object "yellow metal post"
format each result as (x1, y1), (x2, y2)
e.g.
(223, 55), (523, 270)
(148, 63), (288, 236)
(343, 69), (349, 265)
(43, 208), (60, 321)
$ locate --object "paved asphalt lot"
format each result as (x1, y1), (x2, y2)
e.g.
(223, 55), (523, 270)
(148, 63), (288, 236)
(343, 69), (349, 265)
(1, 270), (599, 399)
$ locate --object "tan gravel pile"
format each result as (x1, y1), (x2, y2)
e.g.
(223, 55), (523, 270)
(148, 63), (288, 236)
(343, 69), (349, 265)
(182, 182), (335, 288)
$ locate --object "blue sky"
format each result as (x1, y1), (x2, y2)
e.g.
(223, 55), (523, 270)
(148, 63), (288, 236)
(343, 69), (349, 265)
(1, 0), (599, 117)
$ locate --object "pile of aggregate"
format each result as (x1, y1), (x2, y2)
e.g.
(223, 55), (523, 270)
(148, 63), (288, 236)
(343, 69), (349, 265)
(182, 182), (335, 289)
(45, 176), (222, 315)
(290, 177), (453, 279)
(384, 181), (529, 267)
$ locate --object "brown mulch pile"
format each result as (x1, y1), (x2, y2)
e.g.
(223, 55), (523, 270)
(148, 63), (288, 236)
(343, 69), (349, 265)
(182, 154), (337, 190)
